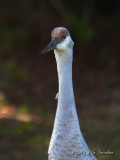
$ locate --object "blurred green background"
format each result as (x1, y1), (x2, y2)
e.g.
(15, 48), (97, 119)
(0, 0), (120, 159)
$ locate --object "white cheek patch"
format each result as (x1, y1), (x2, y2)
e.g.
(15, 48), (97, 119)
(57, 36), (74, 50)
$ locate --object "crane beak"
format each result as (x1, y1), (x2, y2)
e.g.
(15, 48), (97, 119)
(42, 38), (58, 54)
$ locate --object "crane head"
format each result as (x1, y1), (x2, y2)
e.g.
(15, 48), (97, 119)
(42, 27), (74, 54)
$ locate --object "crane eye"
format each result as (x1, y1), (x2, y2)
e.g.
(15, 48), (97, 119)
(63, 35), (66, 39)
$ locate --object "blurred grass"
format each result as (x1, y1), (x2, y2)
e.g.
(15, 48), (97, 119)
(0, 119), (49, 160)
(0, 83), (120, 159)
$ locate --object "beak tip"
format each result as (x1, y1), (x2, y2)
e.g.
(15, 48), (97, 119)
(41, 50), (45, 54)
(41, 48), (47, 54)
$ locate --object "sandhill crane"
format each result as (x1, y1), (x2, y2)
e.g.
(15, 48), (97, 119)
(42, 27), (97, 160)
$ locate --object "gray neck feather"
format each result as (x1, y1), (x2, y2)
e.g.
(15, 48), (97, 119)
(48, 49), (97, 160)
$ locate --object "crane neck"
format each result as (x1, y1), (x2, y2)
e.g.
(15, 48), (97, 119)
(54, 48), (74, 105)
(48, 48), (97, 160)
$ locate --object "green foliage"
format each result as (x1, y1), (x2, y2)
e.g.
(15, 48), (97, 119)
(0, 93), (6, 106)
(9, 122), (25, 136)
(98, 48), (118, 70)
(9, 121), (35, 137)
(3, 60), (16, 72)
(69, 13), (94, 43)
(37, 107), (53, 123)
(25, 134), (49, 149)
(31, 150), (48, 160)
(83, 120), (104, 142)
(0, 120), (48, 160)
(0, 25), (30, 53)
(16, 68), (29, 84)
(17, 104), (29, 114)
